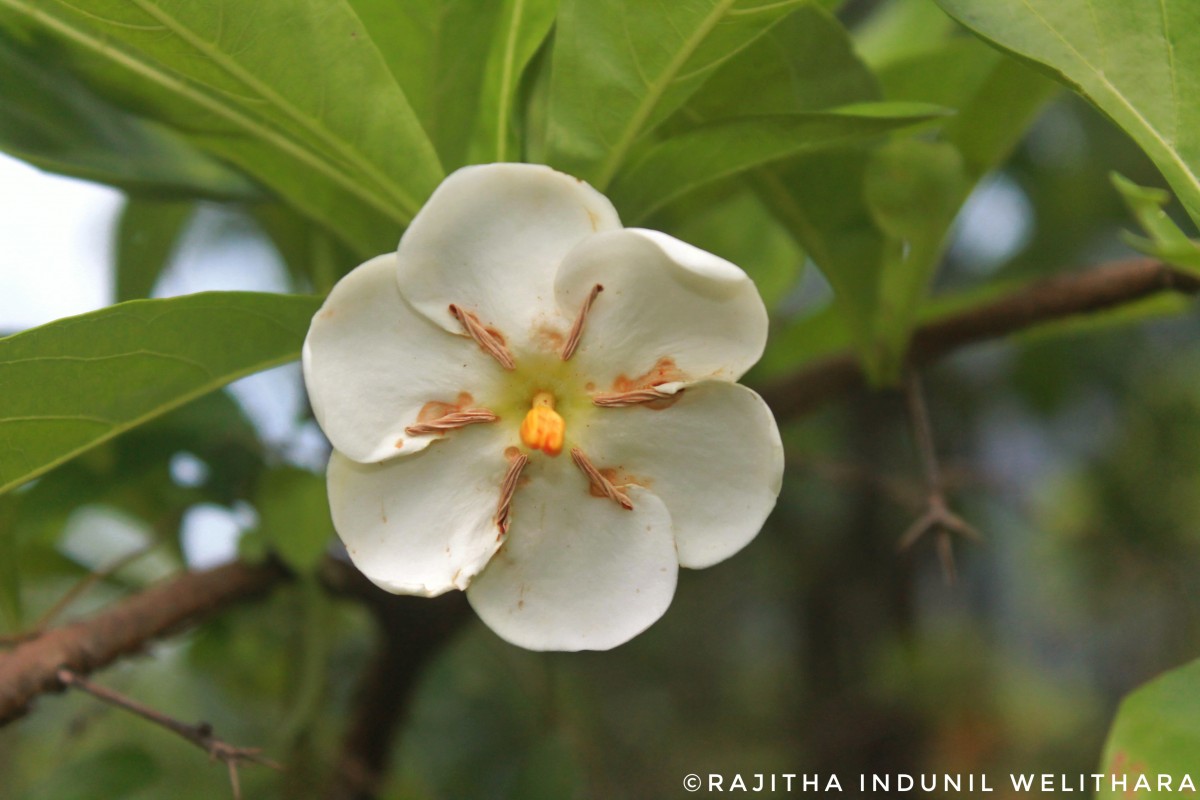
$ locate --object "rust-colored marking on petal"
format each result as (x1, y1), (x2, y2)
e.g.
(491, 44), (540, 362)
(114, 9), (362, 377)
(612, 356), (683, 392)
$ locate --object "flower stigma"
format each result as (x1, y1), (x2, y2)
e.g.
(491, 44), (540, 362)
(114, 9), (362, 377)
(519, 391), (566, 456)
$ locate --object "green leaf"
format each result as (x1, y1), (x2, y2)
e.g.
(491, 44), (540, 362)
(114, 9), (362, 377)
(877, 36), (1058, 182)
(255, 468), (332, 573)
(0, 28), (256, 198)
(346, 0), (519, 170)
(611, 102), (949, 222)
(471, 0), (560, 163)
(0, 292), (320, 496)
(0, 0), (444, 255)
(866, 139), (967, 378)
(545, 0), (811, 188)
(934, 0), (1200, 229)
(679, 3), (880, 120)
(1111, 172), (1200, 274)
(854, 0), (958, 69)
(114, 198), (194, 302)
(1098, 657), (1200, 798)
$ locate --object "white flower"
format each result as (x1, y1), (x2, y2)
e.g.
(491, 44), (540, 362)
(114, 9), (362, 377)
(302, 163), (783, 651)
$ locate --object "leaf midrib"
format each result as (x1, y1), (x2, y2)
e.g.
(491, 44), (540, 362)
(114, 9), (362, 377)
(2, 0), (410, 226)
(593, 0), (739, 189)
(125, 0), (428, 217)
(1013, 0), (1200, 212)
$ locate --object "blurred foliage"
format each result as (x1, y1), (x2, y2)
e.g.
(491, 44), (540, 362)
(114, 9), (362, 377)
(1, 0), (1200, 797)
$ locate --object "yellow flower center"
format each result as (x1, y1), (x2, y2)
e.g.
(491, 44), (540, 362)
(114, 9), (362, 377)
(519, 391), (565, 456)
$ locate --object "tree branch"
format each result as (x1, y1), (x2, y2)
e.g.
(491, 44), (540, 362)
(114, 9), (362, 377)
(0, 560), (286, 724)
(759, 258), (1200, 419)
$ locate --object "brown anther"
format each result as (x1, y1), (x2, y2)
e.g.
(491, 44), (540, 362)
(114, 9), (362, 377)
(592, 387), (676, 407)
(561, 283), (603, 361)
(405, 408), (499, 436)
(450, 304), (515, 370)
(570, 448), (633, 510)
(495, 452), (529, 536)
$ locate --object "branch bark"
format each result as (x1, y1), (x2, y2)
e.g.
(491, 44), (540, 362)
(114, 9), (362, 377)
(0, 560), (285, 724)
(759, 258), (1200, 419)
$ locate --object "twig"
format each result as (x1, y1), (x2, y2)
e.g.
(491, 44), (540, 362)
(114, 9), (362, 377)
(56, 669), (280, 798)
(896, 373), (983, 583)
(759, 258), (1200, 419)
(0, 560), (286, 724)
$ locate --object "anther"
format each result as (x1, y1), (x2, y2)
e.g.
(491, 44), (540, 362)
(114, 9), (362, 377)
(405, 408), (499, 436)
(450, 304), (515, 370)
(592, 387), (676, 407)
(495, 451), (529, 536)
(570, 448), (633, 510)
(560, 284), (603, 361)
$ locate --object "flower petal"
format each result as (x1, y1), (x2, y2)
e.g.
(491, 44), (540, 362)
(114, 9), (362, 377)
(303, 253), (503, 463)
(577, 381), (783, 569)
(467, 466), (677, 651)
(556, 229), (768, 392)
(326, 424), (518, 597)
(396, 163), (621, 355)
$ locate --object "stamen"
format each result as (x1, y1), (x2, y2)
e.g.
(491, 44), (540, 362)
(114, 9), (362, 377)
(592, 387), (676, 407)
(570, 448), (633, 510)
(449, 304), (515, 370)
(560, 284), (603, 361)
(495, 452), (529, 536)
(405, 408), (498, 436)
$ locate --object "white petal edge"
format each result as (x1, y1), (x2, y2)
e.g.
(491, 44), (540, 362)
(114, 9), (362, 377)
(327, 423), (519, 596)
(303, 253), (504, 463)
(396, 163), (622, 356)
(467, 466), (678, 652)
(576, 381), (783, 569)
(555, 228), (768, 392)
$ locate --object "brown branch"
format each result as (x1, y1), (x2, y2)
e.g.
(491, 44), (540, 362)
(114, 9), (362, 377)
(0, 544), (156, 648)
(0, 560), (286, 724)
(57, 669), (281, 798)
(759, 258), (1200, 419)
(321, 558), (471, 800)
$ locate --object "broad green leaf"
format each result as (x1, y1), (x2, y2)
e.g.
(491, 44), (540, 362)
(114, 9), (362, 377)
(114, 198), (194, 302)
(0, 0), (444, 255)
(0, 292), (320, 496)
(1098, 658), (1200, 798)
(934, 0), (1200, 229)
(854, 0), (957, 70)
(255, 467), (332, 573)
(611, 102), (948, 222)
(545, 0), (811, 188)
(1112, 172), (1200, 274)
(866, 139), (967, 379)
(0, 28), (255, 198)
(346, 0), (519, 170)
(680, 4), (879, 120)
(471, 0), (560, 163)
